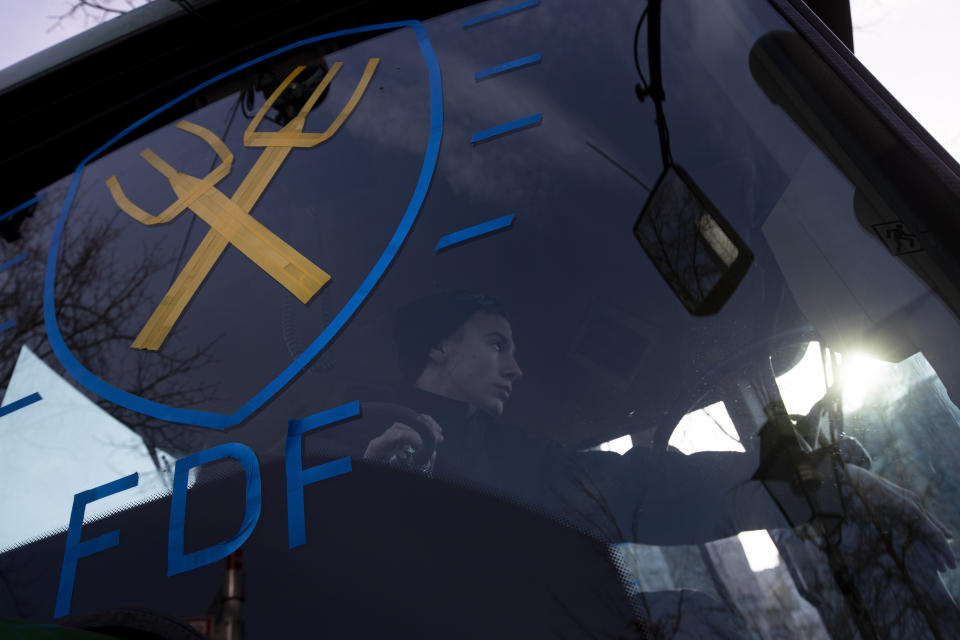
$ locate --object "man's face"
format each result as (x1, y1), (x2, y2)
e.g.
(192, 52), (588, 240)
(430, 312), (523, 416)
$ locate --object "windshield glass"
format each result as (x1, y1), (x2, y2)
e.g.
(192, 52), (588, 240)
(2, 1), (960, 638)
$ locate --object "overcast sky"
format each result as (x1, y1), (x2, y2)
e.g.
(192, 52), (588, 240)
(0, 0), (957, 160)
(0, 0), (149, 68)
(850, 0), (960, 159)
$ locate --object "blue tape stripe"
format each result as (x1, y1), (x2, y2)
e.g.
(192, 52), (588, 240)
(43, 21), (443, 430)
(435, 214), (516, 251)
(0, 193), (45, 223)
(55, 472), (138, 617)
(462, 0), (539, 27)
(286, 401), (358, 548)
(289, 400), (362, 435)
(0, 253), (27, 273)
(475, 54), (541, 80)
(0, 319), (14, 333)
(0, 392), (42, 419)
(168, 444), (261, 576)
(471, 113), (542, 143)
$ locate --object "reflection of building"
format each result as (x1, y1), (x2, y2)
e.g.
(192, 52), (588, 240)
(0, 346), (172, 551)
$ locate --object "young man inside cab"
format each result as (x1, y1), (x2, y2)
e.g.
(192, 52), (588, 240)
(354, 290), (955, 569)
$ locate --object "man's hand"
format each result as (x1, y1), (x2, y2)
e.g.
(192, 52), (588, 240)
(363, 414), (443, 469)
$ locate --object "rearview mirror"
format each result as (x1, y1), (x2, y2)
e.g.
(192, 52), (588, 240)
(633, 164), (754, 315)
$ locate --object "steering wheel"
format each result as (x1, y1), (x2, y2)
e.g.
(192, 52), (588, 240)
(651, 324), (820, 451)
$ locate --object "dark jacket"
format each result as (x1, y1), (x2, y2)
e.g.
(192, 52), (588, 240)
(315, 387), (792, 545)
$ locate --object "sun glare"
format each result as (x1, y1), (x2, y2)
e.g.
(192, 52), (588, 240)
(840, 352), (891, 412)
(775, 342), (892, 415)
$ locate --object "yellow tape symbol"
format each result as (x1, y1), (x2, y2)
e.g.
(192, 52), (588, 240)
(107, 58), (380, 350)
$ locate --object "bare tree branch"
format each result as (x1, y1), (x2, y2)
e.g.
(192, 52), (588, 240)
(47, 0), (155, 32)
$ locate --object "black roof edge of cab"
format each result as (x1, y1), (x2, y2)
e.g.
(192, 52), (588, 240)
(773, 0), (960, 184)
(0, 0), (475, 210)
(5, 0), (960, 266)
(767, 0), (960, 273)
(802, 0), (853, 51)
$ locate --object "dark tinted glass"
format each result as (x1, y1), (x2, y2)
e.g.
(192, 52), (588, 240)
(3, 1), (960, 638)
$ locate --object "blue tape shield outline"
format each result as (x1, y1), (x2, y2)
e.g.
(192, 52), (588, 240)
(43, 21), (443, 430)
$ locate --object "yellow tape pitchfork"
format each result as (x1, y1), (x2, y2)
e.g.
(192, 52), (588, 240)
(107, 59), (380, 350)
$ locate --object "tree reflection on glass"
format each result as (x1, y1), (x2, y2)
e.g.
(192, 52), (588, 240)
(0, 187), (217, 457)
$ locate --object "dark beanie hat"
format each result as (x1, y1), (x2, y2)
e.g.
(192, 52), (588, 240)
(394, 291), (509, 381)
